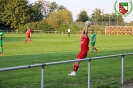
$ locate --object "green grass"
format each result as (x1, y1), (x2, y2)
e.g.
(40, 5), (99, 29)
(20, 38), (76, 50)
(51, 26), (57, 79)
(0, 34), (133, 88)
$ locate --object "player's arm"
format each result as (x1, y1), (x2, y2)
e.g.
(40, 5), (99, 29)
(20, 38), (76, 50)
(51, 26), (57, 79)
(82, 24), (90, 38)
(25, 31), (27, 34)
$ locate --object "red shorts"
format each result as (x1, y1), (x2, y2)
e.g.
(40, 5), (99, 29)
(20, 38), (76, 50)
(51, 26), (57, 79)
(76, 51), (88, 59)
(27, 35), (30, 38)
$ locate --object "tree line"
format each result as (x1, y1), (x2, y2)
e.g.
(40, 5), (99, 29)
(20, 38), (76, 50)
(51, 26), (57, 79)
(0, 0), (132, 33)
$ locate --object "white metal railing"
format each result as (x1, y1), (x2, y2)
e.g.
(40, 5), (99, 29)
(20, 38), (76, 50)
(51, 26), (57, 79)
(0, 53), (133, 88)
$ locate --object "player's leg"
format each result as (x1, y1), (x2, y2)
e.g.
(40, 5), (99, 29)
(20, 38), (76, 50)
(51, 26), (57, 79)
(68, 51), (87, 76)
(29, 36), (32, 43)
(68, 61), (80, 76)
(24, 37), (28, 43)
(95, 45), (98, 52)
(0, 41), (3, 55)
(68, 32), (70, 36)
(91, 42), (97, 53)
(93, 42), (98, 52)
(0, 46), (3, 55)
(68, 52), (82, 76)
(0, 46), (1, 55)
(91, 42), (94, 53)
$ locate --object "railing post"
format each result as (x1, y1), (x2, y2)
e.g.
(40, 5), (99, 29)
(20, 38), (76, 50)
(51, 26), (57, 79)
(121, 55), (124, 85)
(41, 65), (44, 88)
(88, 59), (91, 88)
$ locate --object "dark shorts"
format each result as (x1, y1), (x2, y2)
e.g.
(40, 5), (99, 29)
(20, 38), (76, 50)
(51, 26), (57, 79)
(91, 42), (95, 46)
(68, 32), (70, 34)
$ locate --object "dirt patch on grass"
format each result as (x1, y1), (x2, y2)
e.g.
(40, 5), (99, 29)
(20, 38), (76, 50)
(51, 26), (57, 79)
(120, 80), (133, 88)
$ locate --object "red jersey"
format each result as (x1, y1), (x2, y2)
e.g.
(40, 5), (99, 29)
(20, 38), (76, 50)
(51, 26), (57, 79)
(26, 29), (31, 36)
(80, 36), (89, 52)
(76, 36), (89, 59)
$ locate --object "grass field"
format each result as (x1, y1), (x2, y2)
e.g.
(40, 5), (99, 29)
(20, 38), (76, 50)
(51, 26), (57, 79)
(0, 34), (133, 88)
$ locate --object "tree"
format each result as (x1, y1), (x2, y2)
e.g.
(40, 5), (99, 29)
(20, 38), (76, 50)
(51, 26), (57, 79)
(76, 10), (89, 22)
(30, 2), (43, 21)
(50, 1), (58, 12)
(58, 5), (66, 10)
(46, 9), (72, 29)
(0, 0), (10, 29)
(91, 8), (102, 24)
(38, 20), (54, 31)
(102, 14), (110, 21)
(0, 0), (31, 30)
(37, 0), (51, 18)
(0, 0), (8, 24)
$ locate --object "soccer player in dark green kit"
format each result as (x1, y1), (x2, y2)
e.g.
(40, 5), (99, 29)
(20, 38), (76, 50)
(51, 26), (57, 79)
(90, 30), (97, 53)
(0, 32), (5, 55)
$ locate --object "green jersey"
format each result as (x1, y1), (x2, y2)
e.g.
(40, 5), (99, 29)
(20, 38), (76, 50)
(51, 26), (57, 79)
(91, 33), (96, 42)
(0, 32), (4, 46)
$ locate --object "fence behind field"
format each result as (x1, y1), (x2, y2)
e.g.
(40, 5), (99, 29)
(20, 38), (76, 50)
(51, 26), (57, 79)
(2, 26), (133, 35)
(0, 53), (133, 88)
(105, 26), (133, 35)
(3, 30), (105, 35)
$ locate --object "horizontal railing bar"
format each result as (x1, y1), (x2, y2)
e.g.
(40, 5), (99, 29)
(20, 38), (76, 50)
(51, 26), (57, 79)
(43, 53), (133, 66)
(0, 53), (133, 72)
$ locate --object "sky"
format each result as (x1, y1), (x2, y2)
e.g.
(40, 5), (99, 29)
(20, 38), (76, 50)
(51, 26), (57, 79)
(29, 0), (133, 22)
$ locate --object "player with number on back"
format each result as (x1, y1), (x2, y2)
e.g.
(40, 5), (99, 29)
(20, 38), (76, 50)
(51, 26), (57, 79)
(68, 21), (91, 76)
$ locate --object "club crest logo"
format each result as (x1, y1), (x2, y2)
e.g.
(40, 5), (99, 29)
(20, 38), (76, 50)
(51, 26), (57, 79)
(114, 0), (133, 17)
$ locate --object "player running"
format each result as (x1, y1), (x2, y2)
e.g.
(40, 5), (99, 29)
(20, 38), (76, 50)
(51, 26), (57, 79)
(68, 21), (91, 76)
(90, 30), (98, 53)
(24, 27), (32, 43)
(0, 32), (5, 55)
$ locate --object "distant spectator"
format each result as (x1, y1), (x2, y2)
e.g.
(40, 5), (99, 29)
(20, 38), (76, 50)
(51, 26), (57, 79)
(67, 28), (71, 36)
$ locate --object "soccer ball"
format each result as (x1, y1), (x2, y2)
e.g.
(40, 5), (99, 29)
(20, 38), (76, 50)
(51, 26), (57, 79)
(85, 21), (91, 25)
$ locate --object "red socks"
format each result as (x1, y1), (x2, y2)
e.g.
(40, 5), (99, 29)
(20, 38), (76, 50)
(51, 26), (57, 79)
(73, 64), (79, 72)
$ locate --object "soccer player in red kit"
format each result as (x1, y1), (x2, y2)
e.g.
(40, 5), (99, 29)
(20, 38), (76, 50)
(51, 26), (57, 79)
(24, 27), (32, 43)
(68, 21), (91, 76)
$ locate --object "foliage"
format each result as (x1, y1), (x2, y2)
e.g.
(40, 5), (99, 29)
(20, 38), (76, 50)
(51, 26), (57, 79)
(76, 10), (90, 22)
(39, 20), (54, 31)
(0, 0), (131, 32)
(57, 23), (68, 33)
(0, 0), (43, 31)
(19, 20), (54, 32)
(46, 9), (72, 30)
(30, 2), (43, 22)
(50, 1), (59, 12)
(37, 0), (51, 18)
(1, 0), (32, 30)
(91, 8), (103, 23)
(91, 8), (124, 25)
